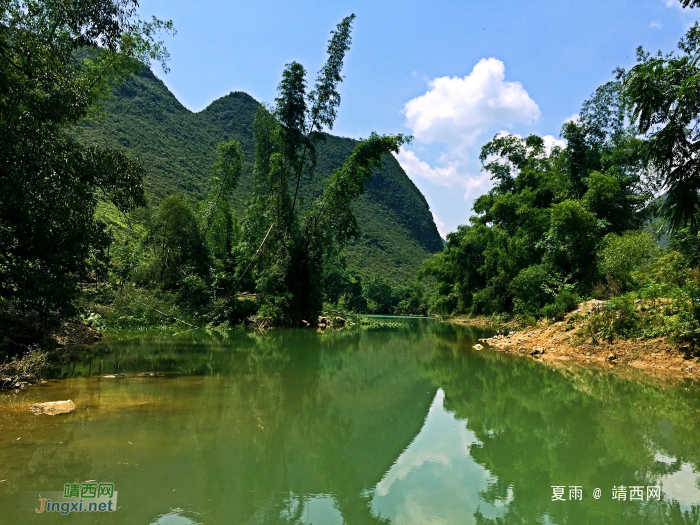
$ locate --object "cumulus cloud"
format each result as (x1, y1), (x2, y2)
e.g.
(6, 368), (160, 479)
(543, 134), (566, 153)
(397, 58), (555, 235)
(403, 58), (541, 151)
(396, 148), (492, 203)
(396, 148), (463, 188)
(564, 113), (580, 124)
(432, 213), (448, 239)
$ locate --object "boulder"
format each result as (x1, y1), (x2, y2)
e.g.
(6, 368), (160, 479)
(30, 400), (75, 415)
(472, 344), (483, 350)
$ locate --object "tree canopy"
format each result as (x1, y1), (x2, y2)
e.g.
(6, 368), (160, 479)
(0, 0), (172, 314)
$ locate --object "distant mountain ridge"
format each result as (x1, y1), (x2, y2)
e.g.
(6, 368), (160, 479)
(81, 68), (443, 284)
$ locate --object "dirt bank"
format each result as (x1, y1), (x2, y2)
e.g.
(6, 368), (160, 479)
(456, 301), (699, 380)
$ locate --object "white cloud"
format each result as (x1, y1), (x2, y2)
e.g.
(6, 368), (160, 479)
(650, 20), (662, 28)
(396, 148), (463, 188)
(663, 0), (682, 8)
(397, 58), (553, 235)
(395, 148), (492, 204)
(543, 134), (566, 153)
(403, 58), (541, 152)
(432, 214), (448, 239)
(564, 113), (580, 124)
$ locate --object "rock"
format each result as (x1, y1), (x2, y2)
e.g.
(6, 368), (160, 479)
(300, 320), (310, 328)
(473, 344), (483, 350)
(334, 317), (346, 327)
(137, 372), (164, 377)
(318, 323), (326, 329)
(103, 373), (127, 379)
(317, 316), (332, 327)
(607, 354), (617, 361)
(30, 400), (75, 415)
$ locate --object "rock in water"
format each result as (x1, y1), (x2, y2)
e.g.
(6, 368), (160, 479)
(30, 400), (75, 415)
(473, 344), (483, 350)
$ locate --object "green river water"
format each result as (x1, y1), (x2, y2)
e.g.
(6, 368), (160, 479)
(1, 318), (700, 524)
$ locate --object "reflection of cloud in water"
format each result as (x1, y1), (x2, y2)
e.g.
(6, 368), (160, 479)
(655, 453), (677, 465)
(280, 494), (343, 525)
(661, 463), (700, 508)
(369, 389), (509, 524)
(150, 508), (201, 525)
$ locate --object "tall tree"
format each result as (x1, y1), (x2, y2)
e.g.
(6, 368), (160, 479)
(0, 0), (172, 314)
(239, 16), (408, 321)
(622, 25), (700, 231)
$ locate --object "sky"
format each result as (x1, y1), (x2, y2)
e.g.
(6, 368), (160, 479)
(137, 0), (700, 238)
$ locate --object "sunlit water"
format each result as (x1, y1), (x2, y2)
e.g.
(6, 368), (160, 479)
(1, 319), (700, 524)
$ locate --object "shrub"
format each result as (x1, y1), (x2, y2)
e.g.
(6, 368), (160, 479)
(177, 274), (210, 308)
(511, 265), (553, 315)
(598, 231), (656, 290)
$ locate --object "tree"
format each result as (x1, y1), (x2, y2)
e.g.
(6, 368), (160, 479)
(621, 25), (700, 231)
(144, 195), (208, 290)
(202, 138), (244, 260)
(423, 83), (652, 317)
(239, 16), (408, 321)
(0, 0), (173, 314)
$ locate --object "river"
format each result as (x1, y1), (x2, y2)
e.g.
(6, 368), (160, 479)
(1, 318), (699, 524)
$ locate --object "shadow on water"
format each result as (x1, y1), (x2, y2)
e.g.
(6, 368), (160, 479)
(0, 319), (698, 524)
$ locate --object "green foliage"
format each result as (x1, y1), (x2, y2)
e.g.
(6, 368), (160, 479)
(541, 290), (580, 321)
(511, 265), (555, 315)
(598, 231), (656, 289)
(364, 276), (396, 314)
(0, 0), (172, 316)
(234, 17), (409, 322)
(621, 24), (700, 231)
(393, 282), (427, 316)
(80, 68), (441, 290)
(544, 200), (601, 284)
(423, 82), (654, 319)
(201, 138), (244, 259)
(141, 195), (209, 289)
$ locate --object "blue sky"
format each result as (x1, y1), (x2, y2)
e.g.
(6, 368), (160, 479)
(138, 0), (700, 237)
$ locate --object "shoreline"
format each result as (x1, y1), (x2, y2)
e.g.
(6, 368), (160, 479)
(448, 308), (699, 381)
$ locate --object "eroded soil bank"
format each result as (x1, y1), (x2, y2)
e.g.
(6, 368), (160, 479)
(453, 301), (700, 381)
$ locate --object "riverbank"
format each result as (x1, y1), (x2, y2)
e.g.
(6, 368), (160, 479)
(0, 309), (102, 390)
(451, 300), (700, 380)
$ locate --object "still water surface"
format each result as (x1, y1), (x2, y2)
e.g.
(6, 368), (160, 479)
(1, 319), (700, 524)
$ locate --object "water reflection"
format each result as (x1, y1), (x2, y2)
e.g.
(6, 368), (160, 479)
(151, 509), (202, 525)
(0, 320), (699, 524)
(370, 389), (508, 523)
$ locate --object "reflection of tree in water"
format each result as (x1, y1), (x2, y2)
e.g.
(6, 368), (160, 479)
(422, 343), (700, 524)
(39, 328), (436, 523)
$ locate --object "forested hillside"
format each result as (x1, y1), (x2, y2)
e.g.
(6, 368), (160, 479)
(80, 68), (443, 285)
